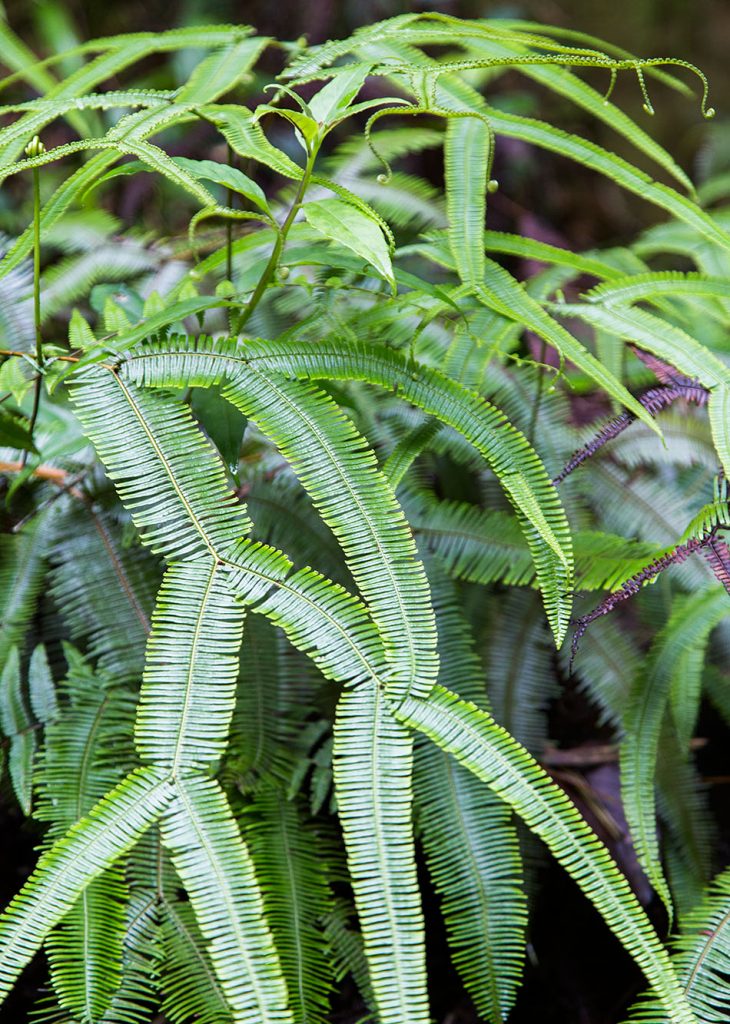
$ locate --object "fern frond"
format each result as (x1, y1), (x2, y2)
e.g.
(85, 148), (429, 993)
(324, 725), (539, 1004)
(481, 105), (730, 254)
(333, 685), (428, 1024)
(620, 588), (729, 916)
(444, 113), (492, 290)
(103, 887), (163, 1024)
(135, 560), (245, 772)
(0, 646), (35, 813)
(627, 865), (730, 1023)
(0, 766), (172, 1000)
(477, 258), (661, 433)
(48, 505), (159, 682)
(708, 384), (730, 480)
(35, 645), (137, 839)
(146, 357), (437, 699)
(175, 36), (268, 104)
(161, 899), (232, 1024)
(481, 589), (556, 752)
(68, 368), (251, 560)
(160, 774), (292, 1024)
(122, 336), (574, 645)
(0, 512), (49, 672)
(657, 742), (714, 916)
(45, 870), (128, 1023)
(414, 562), (526, 1022)
(246, 785), (336, 1024)
(409, 493), (661, 594)
(552, 302), (730, 388)
(396, 685), (695, 1023)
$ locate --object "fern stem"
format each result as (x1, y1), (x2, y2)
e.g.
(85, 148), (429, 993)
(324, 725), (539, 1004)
(527, 338), (547, 443)
(22, 165), (43, 468)
(234, 145), (318, 334)
(226, 143), (234, 287)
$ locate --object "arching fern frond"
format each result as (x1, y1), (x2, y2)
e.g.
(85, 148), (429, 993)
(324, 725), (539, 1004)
(627, 865), (730, 1023)
(0, 766), (173, 1000)
(160, 774), (292, 1024)
(620, 587), (730, 917)
(395, 686), (695, 1024)
(414, 561), (527, 1022)
(333, 685), (428, 1024)
(245, 784), (336, 1024)
(122, 336), (574, 645)
(135, 560), (245, 772)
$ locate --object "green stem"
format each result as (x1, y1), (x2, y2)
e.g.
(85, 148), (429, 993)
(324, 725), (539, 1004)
(226, 143), (234, 334)
(527, 338), (547, 444)
(21, 167), (43, 469)
(233, 145), (318, 335)
(226, 144), (234, 285)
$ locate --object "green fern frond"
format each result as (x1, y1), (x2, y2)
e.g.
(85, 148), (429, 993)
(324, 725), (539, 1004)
(627, 865), (730, 1023)
(68, 368), (251, 560)
(620, 587), (729, 917)
(246, 785), (336, 1024)
(708, 385), (730, 480)
(481, 589), (556, 753)
(161, 898), (232, 1024)
(215, 368), (437, 701)
(0, 766), (173, 1000)
(0, 646), (36, 813)
(657, 743), (714, 916)
(409, 493), (662, 594)
(45, 870), (128, 1023)
(396, 685), (695, 1023)
(122, 336), (574, 644)
(48, 505), (160, 683)
(551, 301), (730, 387)
(0, 513), (49, 673)
(444, 114), (492, 290)
(333, 685), (428, 1024)
(135, 560), (245, 772)
(160, 773), (292, 1024)
(414, 562), (527, 1022)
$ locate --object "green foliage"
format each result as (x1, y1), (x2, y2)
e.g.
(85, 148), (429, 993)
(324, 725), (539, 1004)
(0, 11), (728, 1024)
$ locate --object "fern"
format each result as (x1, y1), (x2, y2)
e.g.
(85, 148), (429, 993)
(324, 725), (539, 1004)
(0, 12), (728, 1023)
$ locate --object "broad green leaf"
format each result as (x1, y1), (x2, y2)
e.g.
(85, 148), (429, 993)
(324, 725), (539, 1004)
(0, 407), (38, 453)
(204, 105), (304, 179)
(308, 63), (370, 125)
(303, 198), (394, 287)
(0, 357), (32, 405)
(255, 104), (320, 151)
(173, 157), (270, 214)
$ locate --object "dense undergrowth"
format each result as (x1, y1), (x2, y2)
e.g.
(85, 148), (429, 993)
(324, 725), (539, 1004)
(0, 12), (729, 1024)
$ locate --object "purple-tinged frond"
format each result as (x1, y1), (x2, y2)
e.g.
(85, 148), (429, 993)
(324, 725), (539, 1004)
(704, 537), (730, 596)
(570, 533), (713, 666)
